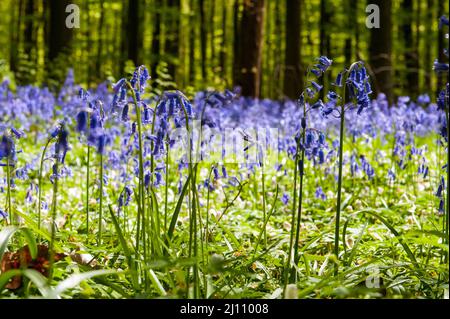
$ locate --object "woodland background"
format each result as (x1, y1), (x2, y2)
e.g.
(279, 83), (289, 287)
(0, 0), (448, 102)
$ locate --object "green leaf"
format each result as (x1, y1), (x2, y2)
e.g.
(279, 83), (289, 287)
(51, 269), (117, 298)
(167, 172), (192, 240)
(0, 226), (37, 262)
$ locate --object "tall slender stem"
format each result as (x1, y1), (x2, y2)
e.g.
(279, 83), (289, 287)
(48, 161), (59, 283)
(284, 139), (299, 287)
(85, 114), (91, 236)
(261, 165), (267, 247)
(335, 102), (345, 272)
(293, 140), (306, 269)
(445, 90), (449, 261)
(6, 159), (12, 225)
(98, 152), (103, 245)
(126, 82), (145, 260)
(37, 139), (52, 238)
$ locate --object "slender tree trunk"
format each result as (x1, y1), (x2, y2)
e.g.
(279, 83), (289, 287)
(86, 0), (93, 84)
(151, 0), (162, 77)
(319, 0), (332, 97)
(437, 0), (447, 93)
(368, 0), (393, 104)
(166, 0), (180, 80)
(127, 0), (143, 67)
(210, 0), (216, 69)
(9, 0), (23, 75)
(401, 0), (419, 97)
(188, 0), (196, 83)
(22, 0), (36, 83)
(236, 0), (265, 98)
(47, 0), (73, 62)
(95, 0), (105, 83)
(283, 0), (302, 99)
(232, 0), (240, 85)
(350, 0), (360, 59)
(120, 0), (128, 73)
(424, 0), (433, 93)
(274, 0), (283, 98)
(220, 0), (227, 79)
(46, 0), (74, 87)
(200, 0), (207, 81)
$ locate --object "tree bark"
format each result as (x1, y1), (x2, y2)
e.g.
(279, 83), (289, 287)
(401, 0), (419, 97)
(368, 0), (393, 104)
(437, 0), (447, 92)
(232, 0), (240, 85)
(220, 0), (227, 79)
(47, 0), (73, 63)
(424, 0), (433, 93)
(200, 0), (207, 81)
(236, 0), (265, 98)
(151, 0), (162, 77)
(127, 0), (143, 67)
(95, 0), (105, 82)
(166, 0), (180, 80)
(283, 0), (302, 99)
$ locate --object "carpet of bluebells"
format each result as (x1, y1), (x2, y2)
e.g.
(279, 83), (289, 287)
(0, 21), (449, 300)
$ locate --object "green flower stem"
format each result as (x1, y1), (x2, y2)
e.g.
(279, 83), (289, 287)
(37, 138), (52, 235)
(6, 158), (12, 225)
(85, 114), (91, 236)
(445, 91), (449, 260)
(98, 152), (103, 245)
(335, 62), (358, 275)
(284, 137), (300, 288)
(126, 81), (146, 260)
(48, 160), (59, 283)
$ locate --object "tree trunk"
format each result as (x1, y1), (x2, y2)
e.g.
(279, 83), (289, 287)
(21, 0), (36, 83)
(200, 0), (207, 81)
(437, 0), (447, 92)
(166, 0), (180, 80)
(283, 0), (302, 99)
(424, 0), (433, 93)
(210, 0), (216, 68)
(220, 0), (227, 79)
(368, 0), (393, 104)
(188, 0), (196, 83)
(232, 0), (240, 85)
(151, 0), (162, 77)
(401, 0), (419, 97)
(9, 0), (23, 75)
(319, 0), (332, 97)
(236, 0), (265, 98)
(95, 0), (105, 83)
(47, 0), (73, 63)
(127, 0), (143, 67)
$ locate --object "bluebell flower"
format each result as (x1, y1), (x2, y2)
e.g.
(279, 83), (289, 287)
(213, 167), (220, 180)
(439, 15), (449, 28)
(333, 72), (344, 87)
(76, 111), (88, 132)
(281, 193), (289, 205)
(433, 59), (449, 73)
(311, 81), (323, 93)
(417, 94), (430, 105)
(311, 100), (324, 109)
(54, 124), (69, 163)
(0, 135), (16, 163)
(346, 63), (372, 114)
(222, 166), (228, 178)
(315, 186), (326, 200)
(11, 127), (24, 139)
(0, 208), (7, 220)
(121, 103), (130, 122)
